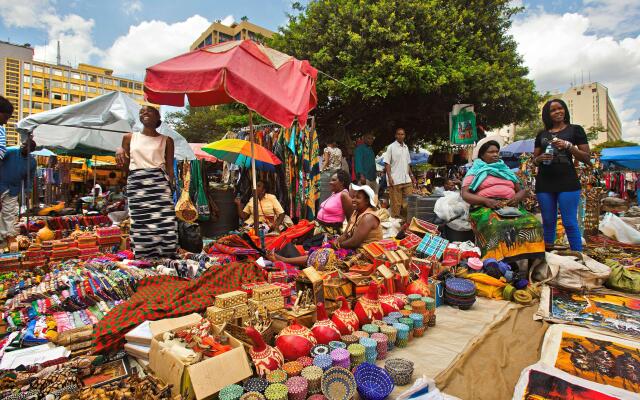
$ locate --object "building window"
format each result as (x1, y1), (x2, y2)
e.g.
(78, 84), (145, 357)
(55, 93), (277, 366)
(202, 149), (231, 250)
(53, 93), (62, 100)
(577, 91), (581, 95)
(71, 72), (82, 80)
(104, 78), (113, 86)
(33, 89), (43, 98)
(119, 80), (128, 88)
(592, 88), (597, 93)
(23, 63), (30, 70)
(33, 65), (44, 73)
(23, 76), (30, 84)
(22, 100), (30, 108)
(204, 33), (213, 46)
(70, 84), (82, 91)
(32, 102), (43, 110)
(134, 83), (142, 90)
(88, 75), (97, 82)
(23, 88), (31, 96)
(70, 95), (81, 102)
(52, 68), (63, 76)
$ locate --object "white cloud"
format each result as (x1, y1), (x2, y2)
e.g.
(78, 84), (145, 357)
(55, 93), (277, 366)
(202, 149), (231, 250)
(583, 0), (640, 37)
(0, 0), (103, 66)
(220, 15), (235, 27)
(123, 0), (143, 16)
(101, 15), (211, 77)
(510, 10), (640, 140)
(0, 0), (53, 28)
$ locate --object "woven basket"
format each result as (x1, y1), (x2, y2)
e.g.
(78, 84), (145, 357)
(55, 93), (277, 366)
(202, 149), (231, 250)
(321, 367), (356, 400)
(311, 344), (331, 357)
(297, 356), (313, 368)
(362, 324), (379, 335)
(286, 376), (309, 400)
(224, 321), (275, 351)
(302, 366), (323, 394)
(384, 358), (414, 386)
(354, 363), (394, 400)
(240, 392), (266, 400)
(266, 369), (288, 385)
(244, 377), (269, 394)
(313, 354), (333, 371)
(341, 335), (358, 346)
(283, 361), (303, 377)
(264, 383), (288, 400)
(219, 384), (244, 400)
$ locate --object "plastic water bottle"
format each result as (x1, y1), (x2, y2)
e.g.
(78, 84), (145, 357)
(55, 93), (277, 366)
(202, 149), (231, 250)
(543, 143), (554, 165)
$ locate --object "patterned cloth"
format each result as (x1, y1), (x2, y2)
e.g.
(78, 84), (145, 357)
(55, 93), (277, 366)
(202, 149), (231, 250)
(416, 233), (449, 260)
(92, 261), (265, 353)
(127, 168), (177, 259)
(469, 206), (545, 262)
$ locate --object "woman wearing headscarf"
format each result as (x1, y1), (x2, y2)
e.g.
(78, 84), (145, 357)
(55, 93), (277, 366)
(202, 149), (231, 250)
(533, 99), (591, 251)
(461, 138), (544, 262)
(117, 106), (177, 259)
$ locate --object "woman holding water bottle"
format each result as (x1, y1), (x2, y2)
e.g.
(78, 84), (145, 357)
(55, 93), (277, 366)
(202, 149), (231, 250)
(533, 99), (591, 252)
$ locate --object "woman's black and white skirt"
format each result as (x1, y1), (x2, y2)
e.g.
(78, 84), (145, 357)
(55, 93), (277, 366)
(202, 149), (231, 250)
(127, 168), (177, 259)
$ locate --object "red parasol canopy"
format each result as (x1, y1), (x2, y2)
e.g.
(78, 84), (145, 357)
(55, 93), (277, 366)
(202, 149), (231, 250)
(144, 40), (318, 128)
(188, 143), (218, 163)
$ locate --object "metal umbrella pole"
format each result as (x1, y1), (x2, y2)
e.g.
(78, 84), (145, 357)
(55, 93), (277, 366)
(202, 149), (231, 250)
(249, 110), (260, 236)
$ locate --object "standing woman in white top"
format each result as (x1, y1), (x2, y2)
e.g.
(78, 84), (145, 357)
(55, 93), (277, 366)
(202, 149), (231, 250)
(116, 106), (177, 259)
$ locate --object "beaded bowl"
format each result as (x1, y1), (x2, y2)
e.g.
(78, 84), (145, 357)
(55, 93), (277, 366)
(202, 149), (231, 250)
(321, 366), (357, 400)
(354, 362), (394, 400)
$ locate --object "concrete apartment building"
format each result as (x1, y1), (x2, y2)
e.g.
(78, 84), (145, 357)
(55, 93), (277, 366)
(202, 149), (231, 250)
(0, 41), (149, 146)
(190, 20), (274, 50)
(562, 82), (622, 144)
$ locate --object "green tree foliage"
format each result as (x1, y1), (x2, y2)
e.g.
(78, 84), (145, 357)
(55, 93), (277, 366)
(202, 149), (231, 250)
(164, 104), (267, 143)
(585, 124), (606, 142)
(592, 139), (639, 153)
(514, 118), (544, 141)
(271, 0), (539, 150)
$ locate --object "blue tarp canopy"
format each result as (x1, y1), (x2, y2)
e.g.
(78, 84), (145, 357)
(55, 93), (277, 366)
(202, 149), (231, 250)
(501, 139), (535, 155)
(601, 146), (640, 170)
(377, 151), (430, 166)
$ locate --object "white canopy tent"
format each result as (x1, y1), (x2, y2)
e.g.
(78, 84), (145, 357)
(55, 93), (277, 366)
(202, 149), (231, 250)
(16, 91), (195, 160)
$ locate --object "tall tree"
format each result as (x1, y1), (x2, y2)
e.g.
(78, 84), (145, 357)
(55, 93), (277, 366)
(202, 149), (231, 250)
(271, 0), (539, 150)
(164, 104), (267, 143)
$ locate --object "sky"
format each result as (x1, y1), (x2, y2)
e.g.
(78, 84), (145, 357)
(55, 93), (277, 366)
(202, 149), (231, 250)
(0, 0), (639, 140)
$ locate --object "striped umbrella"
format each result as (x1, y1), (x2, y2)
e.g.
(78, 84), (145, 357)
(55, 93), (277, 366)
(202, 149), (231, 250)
(201, 138), (281, 171)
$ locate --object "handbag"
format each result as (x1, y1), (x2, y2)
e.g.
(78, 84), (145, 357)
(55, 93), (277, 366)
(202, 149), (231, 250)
(175, 164), (198, 223)
(178, 221), (203, 253)
(605, 261), (640, 294)
(191, 160), (210, 222)
(530, 251), (611, 291)
(494, 206), (522, 218)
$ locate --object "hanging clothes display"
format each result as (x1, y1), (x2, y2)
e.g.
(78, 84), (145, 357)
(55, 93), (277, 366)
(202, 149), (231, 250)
(231, 123), (320, 222)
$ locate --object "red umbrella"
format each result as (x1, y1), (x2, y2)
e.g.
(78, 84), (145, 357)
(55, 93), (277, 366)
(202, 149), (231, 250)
(144, 40), (318, 129)
(144, 40), (318, 233)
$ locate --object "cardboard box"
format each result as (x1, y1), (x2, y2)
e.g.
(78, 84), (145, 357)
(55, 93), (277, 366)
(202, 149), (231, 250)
(149, 315), (252, 400)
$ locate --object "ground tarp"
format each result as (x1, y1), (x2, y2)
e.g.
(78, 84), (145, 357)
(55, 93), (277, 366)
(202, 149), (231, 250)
(16, 91), (196, 160)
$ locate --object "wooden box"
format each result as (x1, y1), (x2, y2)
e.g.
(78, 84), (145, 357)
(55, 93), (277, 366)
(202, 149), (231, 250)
(206, 306), (235, 325)
(252, 284), (282, 301)
(296, 267), (324, 304)
(215, 290), (248, 308)
(249, 296), (285, 313)
(323, 278), (353, 300)
(233, 303), (250, 319)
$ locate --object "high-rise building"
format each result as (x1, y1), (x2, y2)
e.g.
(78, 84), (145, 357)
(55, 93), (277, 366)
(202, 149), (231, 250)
(1, 41), (150, 146)
(190, 20), (274, 51)
(561, 82), (622, 144)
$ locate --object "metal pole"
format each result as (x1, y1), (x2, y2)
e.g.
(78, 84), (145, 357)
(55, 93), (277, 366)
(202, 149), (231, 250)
(92, 155), (97, 208)
(249, 110), (260, 236)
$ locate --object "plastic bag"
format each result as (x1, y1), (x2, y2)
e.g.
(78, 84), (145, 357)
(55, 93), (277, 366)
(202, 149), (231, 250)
(434, 191), (471, 231)
(599, 212), (640, 244)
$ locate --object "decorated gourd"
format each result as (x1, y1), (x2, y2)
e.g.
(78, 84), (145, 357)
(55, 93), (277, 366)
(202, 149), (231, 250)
(37, 221), (55, 242)
(353, 282), (384, 325)
(331, 296), (360, 335)
(379, 285), (401, 315)
(311, 302), (341, 344)
(246, 326), (284, 376)
(405, 267), (431, 297)
(275, 318), (317, 361)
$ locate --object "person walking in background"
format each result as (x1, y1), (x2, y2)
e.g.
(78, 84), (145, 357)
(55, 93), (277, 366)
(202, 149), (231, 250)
(322, 140), (342, 172)
(384, 128), (416, 218)
(0, 96), (13, 162)
(355, 133), (378, 194)
(0, 138), (36, 251)
(533, 99), (591, 252)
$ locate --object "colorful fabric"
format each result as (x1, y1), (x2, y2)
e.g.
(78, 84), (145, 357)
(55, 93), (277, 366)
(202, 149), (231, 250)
(92, 261), (265, 353)
(127, 168), (177, 259)
(464, 159), (520, 192)
(462, 175), (516, 199)
(469, 206), (545, 262)
(305, 128), (320, 220)
(416, 233), (449, 260)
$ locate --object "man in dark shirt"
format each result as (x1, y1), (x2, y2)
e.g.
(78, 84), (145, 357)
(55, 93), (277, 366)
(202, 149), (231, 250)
(0, 138), (36, 249)
(354, 133), (378, 194)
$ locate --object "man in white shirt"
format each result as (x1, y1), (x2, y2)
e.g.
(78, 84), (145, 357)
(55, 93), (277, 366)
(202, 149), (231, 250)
(384, 128), (415, 218)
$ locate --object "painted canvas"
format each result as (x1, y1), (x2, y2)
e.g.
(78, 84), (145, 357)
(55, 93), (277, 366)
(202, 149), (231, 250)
(555, 332), (640, 392)
(549, 288), (640, 337)
(523, 369), (618, 400)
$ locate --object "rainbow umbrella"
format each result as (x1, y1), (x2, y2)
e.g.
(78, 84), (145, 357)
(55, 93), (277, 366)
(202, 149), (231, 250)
(201, 138), (281, 171)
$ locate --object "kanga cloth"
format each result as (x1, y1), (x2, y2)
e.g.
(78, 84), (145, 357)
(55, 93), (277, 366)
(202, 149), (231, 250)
(92, 261), (265, 353)
(469, 206), (545, 262)
(127, 168), (177, 259)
